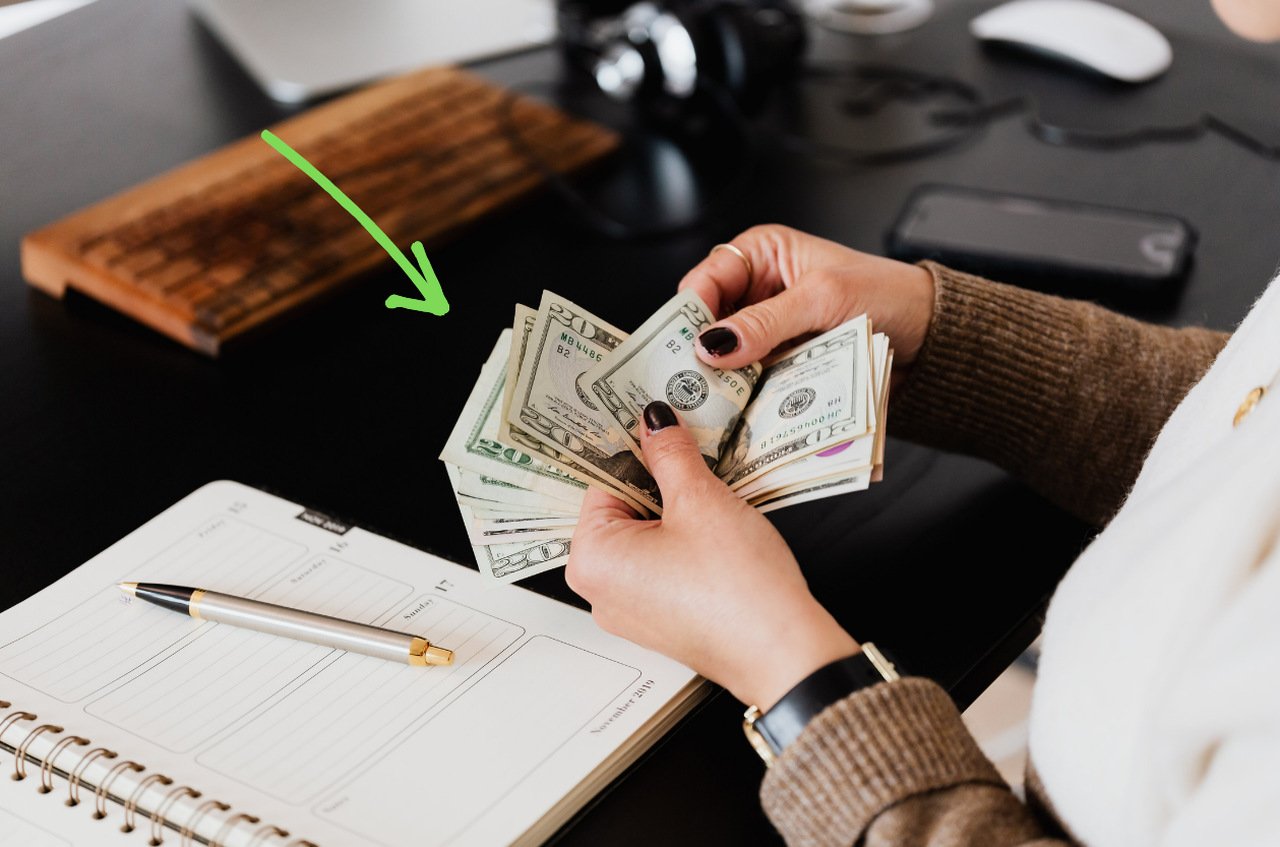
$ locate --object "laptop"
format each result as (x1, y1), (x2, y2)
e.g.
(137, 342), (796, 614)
(190, 0), (556, 103)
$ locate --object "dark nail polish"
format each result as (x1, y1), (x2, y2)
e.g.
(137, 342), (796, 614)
(643, 401), (678, 433)
(698, 326), (738, 357)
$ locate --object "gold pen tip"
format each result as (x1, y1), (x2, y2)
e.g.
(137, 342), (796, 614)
(408, 637), (454, 667)
(117, 582), (138, 597)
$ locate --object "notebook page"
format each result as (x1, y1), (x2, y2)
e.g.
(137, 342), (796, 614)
(0, 481), (702, 846)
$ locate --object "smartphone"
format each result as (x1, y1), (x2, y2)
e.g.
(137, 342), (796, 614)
(886, 185), (1196, 300)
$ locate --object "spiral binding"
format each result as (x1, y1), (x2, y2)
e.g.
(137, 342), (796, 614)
(0, 700), (318, 846)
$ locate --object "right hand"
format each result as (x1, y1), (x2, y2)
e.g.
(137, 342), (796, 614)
(567, 401), (859, 711)
(679, 225), (936, 378)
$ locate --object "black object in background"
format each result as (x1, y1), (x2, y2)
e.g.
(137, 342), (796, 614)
(887, 184), (1196, 302)
(557, 0), (806, 112)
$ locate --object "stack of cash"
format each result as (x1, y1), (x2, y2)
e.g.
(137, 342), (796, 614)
(440, 289), (892, 583)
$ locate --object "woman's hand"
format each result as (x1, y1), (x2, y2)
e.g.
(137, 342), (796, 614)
(566, 402), (859, 710)
(568, 227), (915, 706)
(679, 225), (936, 378)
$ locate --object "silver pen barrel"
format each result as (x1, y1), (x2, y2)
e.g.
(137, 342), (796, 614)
(192, 590), (452, 666)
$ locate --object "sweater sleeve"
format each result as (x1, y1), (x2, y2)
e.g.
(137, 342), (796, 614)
(759, 678), (1066, 847)
(891, 263), (1229, 526)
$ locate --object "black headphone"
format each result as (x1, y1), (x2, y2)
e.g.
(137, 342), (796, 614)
(558, 1), (806, 111)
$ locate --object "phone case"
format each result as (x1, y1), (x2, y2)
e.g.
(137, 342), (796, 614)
(885, 184), (1197, 301)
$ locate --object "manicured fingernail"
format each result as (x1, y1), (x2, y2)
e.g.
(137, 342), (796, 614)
(698, 326), (738, 357)
(643, 401), (678, 433)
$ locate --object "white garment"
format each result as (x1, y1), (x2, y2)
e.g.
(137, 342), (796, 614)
(1030, 273), (1280, 847)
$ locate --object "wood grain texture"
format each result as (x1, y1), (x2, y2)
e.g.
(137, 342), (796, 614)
(21, 65), (618, 356)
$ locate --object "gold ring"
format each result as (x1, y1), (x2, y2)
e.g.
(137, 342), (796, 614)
(710, 243), (752, 285)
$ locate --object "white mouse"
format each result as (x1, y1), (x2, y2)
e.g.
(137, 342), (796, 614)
(970, 0), (1173, 83)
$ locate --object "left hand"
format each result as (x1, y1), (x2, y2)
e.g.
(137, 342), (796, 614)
(566, 401), (859, 710)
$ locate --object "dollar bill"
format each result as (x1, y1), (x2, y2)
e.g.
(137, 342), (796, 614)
(439, 330), (588, 510)
(464, 507), (577, 547)
(734, 434), (875, 500)
(507, 290), (664, 513)
(717, 315), (871, 491)
(499, 304), (536, 444)
(452, 466), (579, 514)
(751, 471), (873, 514)
(471, 513), (577, 533)
(466, 520), (576, 547)
(735, 332), (888, 499)
(863, 324), (880, 432)
(444, 463), (571, 581)
(499, 302), (652, 516)
(478, 537), (573, 582)
(497, 306), (594, 484)
(466, 499), (576, 518)
(439, 291), (893, 584)
(583, 289), (761, 471)
(872, 349), (892, 480)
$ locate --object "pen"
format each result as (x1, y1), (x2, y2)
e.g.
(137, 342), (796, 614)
(118, 582), (453, 666)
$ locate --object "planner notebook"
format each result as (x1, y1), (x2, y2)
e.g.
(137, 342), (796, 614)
(0, 482), (706, 846)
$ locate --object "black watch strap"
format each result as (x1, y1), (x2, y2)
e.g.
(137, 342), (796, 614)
(744, 643), (900, 765)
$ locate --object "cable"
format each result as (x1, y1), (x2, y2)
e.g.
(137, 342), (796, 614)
(498, 57), (1279, 240)
(771, 63), (1021, 165)
(783, 63), (1280, 163)
(1024, 111), (1280, 159)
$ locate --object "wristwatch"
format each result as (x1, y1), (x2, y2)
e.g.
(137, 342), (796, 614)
(742, 642), (900, 767)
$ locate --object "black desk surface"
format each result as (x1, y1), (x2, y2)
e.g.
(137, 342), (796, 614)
(2, 1), (1278, 844)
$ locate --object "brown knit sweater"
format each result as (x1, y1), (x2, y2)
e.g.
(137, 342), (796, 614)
(759, 263), (1229, 846)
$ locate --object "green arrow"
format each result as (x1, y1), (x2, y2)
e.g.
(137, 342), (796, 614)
(261, 129), (450, 316)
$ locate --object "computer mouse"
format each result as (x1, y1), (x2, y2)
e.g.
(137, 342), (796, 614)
(970, 0), (1172, 83)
